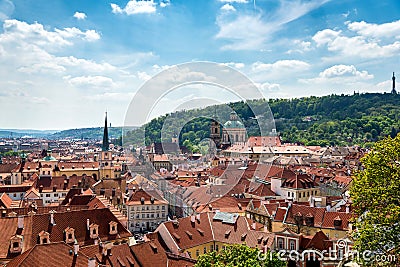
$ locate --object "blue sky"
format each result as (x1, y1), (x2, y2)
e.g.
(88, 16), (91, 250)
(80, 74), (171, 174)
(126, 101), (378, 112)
(0, 0), (400, 130)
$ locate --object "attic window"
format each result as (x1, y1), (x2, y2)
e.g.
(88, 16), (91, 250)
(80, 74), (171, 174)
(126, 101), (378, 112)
(185, 230), (193, 239)
(89, 223), (99, 239)
(197, 228), (204, 236)
(225, 230), (231, 238)
(334, 217), (342, 228)
(149, 242), (158, 252)
(109, 221), (118, 235)
(172, 232), (181, 241)
(9, 235), (22, 254)
(38, 231), (50, 244)
(65, 227), (75, 243)
(241, 233), (247, 241)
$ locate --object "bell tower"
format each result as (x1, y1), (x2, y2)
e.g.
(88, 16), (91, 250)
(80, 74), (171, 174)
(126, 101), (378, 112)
(99, 112), (114, 179)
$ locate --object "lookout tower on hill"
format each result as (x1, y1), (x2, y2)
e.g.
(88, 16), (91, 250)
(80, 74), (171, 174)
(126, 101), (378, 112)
(392, 72), (397, 94)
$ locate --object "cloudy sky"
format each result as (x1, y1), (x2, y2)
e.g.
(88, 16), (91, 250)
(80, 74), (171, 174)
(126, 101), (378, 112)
(1, 0), (400, 130)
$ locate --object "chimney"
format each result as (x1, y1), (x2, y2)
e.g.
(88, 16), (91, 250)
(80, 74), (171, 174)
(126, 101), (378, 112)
(74, 242), (79, 255)
(39, 185), (43, 193)
(310, 197), (314, 207)
(252, 222), (256, 230)
(128, 187), (133, 198)
(50, 210), (56, 225)
(87, 219), (90, 230)
(88, 258), (96, 267)
(196, 214), (201, 222)
(52, 185), (57, 192)
(190, 215), (195, 223)
(63, 180), (68, 190)
(345, 205), (350, 214)
(18, 216), (24, 229)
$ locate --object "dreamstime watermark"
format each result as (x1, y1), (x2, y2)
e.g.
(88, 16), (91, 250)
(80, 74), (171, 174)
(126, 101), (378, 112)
(257, 239), (398, 264)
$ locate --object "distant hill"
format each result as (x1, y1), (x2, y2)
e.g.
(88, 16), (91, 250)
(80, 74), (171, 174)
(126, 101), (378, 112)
(124, 93), (400, 149)
(0, 127), (135, 140)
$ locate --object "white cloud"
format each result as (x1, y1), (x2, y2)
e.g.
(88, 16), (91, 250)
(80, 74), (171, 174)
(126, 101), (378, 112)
(1, 20), (100, 50)
(301, 64), (373, 84)
(252, 60), (310, 72)
(347, 20), (400, 39)
(312, 27), (400, 58)
(160, 0), (170, 8)
(286, 40), (312, 54)
(220, 4), (236, 12)
(216, 0), (331, 50)
(73, 12), (87, 20)
(221, 62), (245, 69)
(137, 71), (152, 81)
(111, 0), (156, 15)
(67, 75), (116, 88)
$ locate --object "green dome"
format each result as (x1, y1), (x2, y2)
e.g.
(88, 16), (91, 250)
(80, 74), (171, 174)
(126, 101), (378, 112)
(43, 155), (56, 161)
(223, 120), (245, 129)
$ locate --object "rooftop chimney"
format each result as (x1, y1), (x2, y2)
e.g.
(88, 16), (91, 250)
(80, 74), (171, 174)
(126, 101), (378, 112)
(74, 242), (79, 255)
(345, 205), (350, 214)
(88, 258), (96, 267)
(252, 222), (256, 230)
(52, 185), (57, 192)
(87, 219), (90, 230)
(39, 185), (43, 193)
(50, 210), (56, 225)
(17, 216), (24, 229)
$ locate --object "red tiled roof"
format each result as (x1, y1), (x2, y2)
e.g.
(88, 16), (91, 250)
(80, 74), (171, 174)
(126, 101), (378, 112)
(284, 204), (326, 227)
(0, 193), (12, 209)
(126, 188), (167, 205)
(6, 242), (92, 267)
(34, 175), (96, 191)
(321, 211), (353, 230)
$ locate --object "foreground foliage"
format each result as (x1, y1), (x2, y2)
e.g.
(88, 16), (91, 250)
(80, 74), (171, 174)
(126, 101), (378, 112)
(351, 134), (400, 266)
(195, 244), (285, 267)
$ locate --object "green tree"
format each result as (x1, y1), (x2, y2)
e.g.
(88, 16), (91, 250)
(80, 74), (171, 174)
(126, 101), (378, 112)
(351, 134), (400, 266)
(195, 244), (285, 267)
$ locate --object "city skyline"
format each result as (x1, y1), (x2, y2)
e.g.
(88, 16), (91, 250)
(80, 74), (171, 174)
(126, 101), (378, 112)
(1, 0), (400, 130)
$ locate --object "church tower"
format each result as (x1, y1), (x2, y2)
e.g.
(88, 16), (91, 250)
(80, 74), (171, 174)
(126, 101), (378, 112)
(102, 112), (110, 151)
(99, 112), (114, 179)
(210, 118), (221, 148)
(392, 72), (397, 94)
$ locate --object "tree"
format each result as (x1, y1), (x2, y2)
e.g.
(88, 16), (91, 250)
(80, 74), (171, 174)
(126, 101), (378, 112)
(195, 244), (285, 267)
(350, 134), (400, 266)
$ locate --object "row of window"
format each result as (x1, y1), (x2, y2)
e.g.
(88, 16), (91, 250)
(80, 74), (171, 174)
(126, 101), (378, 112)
(191, 244), (222, 258)
(131, 213), (166, 219)
(287, 190), (318, 199)
(130, 205), (166, 211)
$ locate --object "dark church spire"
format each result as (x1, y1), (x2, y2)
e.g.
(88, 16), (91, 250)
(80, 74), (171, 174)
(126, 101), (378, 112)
(102, 112), (109, 151)
(392, 72), (397, 94)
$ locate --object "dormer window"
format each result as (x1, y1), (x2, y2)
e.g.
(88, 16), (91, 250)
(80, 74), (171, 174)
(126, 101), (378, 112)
(9, 235), (23, 254)
(109, 221), (118, 235)
(89, 223), (99, 239)
(65, 227), (75, 243)
(38, 231), (50, 244)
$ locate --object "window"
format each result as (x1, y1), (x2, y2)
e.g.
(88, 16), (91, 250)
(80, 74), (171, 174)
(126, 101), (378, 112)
(210, 245), (213, 251)
(13, 242), (19, 248)
(157, 206), (159, 210)
(162, 206), (165, 210)
(147, 214), (149, 218)
(46, 194), (51, 197)
(215, 245), (219, 251)
(62, 193), (66, 196)
(196, 250), (199, 257)
(288, 192), (291, 197)
(278, 238), (284, 249)
(13, 193), (16, 197)
(187, 251), (191, 258)
(146, 206), (149, 210)
(204, 247), (207, 254)
(290, 240), (295, 250)
(142, 214), (145, 218)
(68, 233), (72, 239)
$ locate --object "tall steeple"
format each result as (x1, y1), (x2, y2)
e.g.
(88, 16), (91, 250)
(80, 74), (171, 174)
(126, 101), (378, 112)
(392, 72), (397, 94)
(102, 112), (109, 151)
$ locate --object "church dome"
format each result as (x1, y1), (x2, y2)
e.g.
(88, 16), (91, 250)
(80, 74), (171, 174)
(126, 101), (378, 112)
(224, 112), (245, 129)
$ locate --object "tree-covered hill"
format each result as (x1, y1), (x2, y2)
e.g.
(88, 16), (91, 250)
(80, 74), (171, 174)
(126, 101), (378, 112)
(124, 92), (400, 150)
